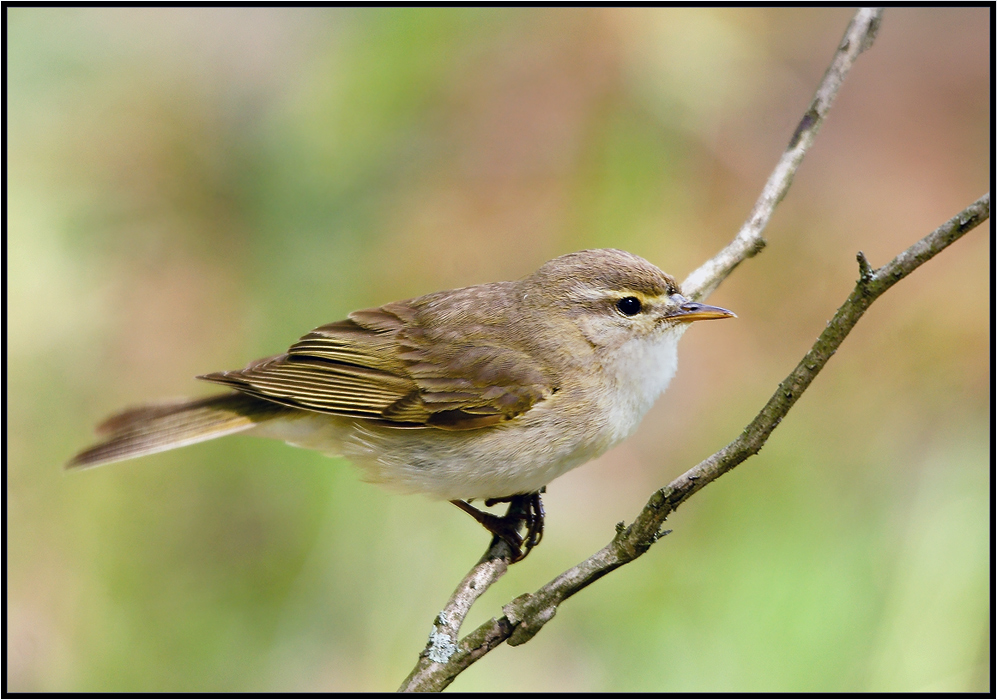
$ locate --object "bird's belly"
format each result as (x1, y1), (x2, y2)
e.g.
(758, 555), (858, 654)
(254, 403), (623, 501)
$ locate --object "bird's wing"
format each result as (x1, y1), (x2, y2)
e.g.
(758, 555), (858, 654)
(198, 298), (554, 430)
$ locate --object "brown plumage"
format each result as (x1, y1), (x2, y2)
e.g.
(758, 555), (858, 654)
(197, 283), (558, 430)
(66, 249), (728, 498)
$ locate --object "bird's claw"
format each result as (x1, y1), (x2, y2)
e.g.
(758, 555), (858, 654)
(452, 491), (546, 562)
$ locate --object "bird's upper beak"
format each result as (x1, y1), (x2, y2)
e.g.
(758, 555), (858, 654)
(662, 295), (736, 323)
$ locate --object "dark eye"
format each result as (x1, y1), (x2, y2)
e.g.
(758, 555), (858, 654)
(616, 296), (642, 316)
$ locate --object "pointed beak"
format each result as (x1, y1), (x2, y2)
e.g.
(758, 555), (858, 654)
(663, 295), (736, 323)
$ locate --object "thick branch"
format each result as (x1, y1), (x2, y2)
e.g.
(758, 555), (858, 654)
(682, 7), (883, 302)
(402, 192), (989, 692)
(398, 529), (516, 690)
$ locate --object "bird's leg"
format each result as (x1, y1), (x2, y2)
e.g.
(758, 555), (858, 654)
(451, 489), (545, 563)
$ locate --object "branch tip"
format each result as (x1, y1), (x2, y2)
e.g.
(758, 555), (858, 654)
(856, 251), (874, 284)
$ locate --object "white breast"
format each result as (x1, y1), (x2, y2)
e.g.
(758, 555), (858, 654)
(600, 325), (685, 444)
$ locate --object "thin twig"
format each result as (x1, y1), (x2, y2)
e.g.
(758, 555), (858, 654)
(682, 7), (882, 302)
(403, 192), (989, 691)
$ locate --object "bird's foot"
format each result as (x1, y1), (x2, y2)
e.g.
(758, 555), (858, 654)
(451, 490), (545, 563)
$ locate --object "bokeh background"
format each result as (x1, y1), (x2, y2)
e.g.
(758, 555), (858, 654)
(7, 7), (990, 693)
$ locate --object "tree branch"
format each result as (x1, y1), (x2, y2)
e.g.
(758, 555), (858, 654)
(402, 192), (989, 692)
(398, 8), (969, 692)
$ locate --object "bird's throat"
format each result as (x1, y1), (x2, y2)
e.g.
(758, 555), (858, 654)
(601, 326), (685, 441)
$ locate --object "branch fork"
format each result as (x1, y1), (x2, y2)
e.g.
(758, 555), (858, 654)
(399, 8), (990, 692)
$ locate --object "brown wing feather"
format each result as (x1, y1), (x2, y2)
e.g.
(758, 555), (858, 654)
(198, 286), (556, 429)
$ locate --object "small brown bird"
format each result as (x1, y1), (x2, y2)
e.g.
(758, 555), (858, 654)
(68, 249), (734, 560)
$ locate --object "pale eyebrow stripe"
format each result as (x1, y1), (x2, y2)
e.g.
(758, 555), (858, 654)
(568, 285), (657, 302)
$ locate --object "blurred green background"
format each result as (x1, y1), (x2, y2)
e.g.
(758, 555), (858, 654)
(6, 7), (990, 693)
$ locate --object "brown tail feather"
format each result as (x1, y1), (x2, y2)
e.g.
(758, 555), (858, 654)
(67, 393), (288, 470)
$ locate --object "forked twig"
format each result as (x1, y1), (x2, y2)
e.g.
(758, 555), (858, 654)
(398, 8), (985, 692)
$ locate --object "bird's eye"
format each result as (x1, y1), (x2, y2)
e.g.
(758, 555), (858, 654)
(616, 296), (642, 316)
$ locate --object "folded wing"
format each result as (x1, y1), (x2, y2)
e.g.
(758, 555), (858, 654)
(199, 292), (555, 430)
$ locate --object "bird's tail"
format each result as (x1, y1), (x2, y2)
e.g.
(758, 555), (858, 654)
(66, 393), (288, 469)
